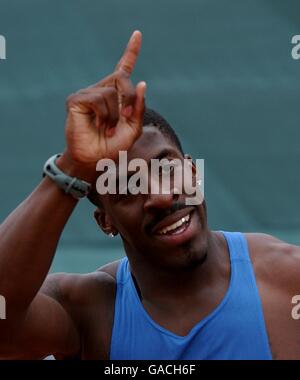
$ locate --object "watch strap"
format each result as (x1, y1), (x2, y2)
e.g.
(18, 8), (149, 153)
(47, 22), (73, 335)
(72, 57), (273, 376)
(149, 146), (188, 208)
(43, 154), (92, 199)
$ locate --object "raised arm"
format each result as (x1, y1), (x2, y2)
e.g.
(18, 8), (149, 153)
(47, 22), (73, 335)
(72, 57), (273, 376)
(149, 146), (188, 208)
(0, 30), (146, 359)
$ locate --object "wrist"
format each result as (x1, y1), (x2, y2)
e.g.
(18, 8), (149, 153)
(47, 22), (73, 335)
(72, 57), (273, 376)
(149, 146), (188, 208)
(56, 151), (98, 183)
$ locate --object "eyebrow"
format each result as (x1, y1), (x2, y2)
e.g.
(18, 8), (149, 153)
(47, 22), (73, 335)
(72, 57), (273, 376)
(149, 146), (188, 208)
(115, 148), (179, 181)
(151, 148), (179, 162)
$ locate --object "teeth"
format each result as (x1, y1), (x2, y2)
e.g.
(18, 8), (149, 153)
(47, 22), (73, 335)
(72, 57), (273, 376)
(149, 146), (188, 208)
(157, 213), (190, 235)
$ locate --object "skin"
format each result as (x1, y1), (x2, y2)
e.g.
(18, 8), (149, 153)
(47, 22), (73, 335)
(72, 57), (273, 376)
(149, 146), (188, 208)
(0, 31), (300, 360)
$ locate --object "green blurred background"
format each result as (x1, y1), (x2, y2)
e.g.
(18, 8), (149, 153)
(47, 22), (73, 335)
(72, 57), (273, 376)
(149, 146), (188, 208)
(0, 0), (300, 273)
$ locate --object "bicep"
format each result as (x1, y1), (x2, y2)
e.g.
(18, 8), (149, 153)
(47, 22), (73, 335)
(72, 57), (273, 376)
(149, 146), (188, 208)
(247, 233), (300, 290)
(0, 278), (80, 359)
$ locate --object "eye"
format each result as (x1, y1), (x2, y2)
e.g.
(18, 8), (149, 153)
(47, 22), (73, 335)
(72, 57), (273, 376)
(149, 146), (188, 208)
(127, 178), (141, 194)
(161, 160), (176, 175)
(128, 184), (138, 193)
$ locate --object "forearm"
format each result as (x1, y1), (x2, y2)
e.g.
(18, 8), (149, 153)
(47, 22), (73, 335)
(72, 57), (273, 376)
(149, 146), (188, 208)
(0, 153), (95, 316)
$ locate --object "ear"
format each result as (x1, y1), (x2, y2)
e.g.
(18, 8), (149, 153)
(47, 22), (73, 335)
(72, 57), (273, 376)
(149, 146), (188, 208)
(184, 154), (205, 206)
(184, 153), (197, 175)
(94, 208), (119, 237)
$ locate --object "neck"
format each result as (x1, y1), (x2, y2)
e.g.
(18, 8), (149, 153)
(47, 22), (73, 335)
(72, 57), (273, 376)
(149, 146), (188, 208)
(125, 230), (229, 305)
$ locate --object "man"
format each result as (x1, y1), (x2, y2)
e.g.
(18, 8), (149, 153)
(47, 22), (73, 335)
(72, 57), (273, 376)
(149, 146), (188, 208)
(0, 30), (299, 360)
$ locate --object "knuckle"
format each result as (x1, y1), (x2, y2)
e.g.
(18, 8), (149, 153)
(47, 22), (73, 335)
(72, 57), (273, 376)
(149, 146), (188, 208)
(119, 65), (131, 75)
(66, 91), (90, 108)
(103, 86), (118, 99)
(93, 92), (105, 104)
(114, 69), (123, 79)
(66, 93), (77, 107)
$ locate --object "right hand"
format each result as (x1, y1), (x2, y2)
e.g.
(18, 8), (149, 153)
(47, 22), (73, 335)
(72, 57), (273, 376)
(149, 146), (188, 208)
(64, 31), (146, 166)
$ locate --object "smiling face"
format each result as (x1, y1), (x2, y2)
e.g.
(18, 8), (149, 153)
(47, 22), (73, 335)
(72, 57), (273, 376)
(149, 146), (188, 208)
(95, 126), (209, 271)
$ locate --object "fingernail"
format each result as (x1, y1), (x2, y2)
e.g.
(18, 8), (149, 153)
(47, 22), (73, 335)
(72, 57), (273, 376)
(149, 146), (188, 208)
(131, 31), (138, 41)
(122, 105), (133, 118)
(139, 81), (146, 98)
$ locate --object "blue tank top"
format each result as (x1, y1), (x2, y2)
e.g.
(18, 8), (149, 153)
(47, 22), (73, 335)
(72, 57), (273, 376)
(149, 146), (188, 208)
(110, 231), (272, 359)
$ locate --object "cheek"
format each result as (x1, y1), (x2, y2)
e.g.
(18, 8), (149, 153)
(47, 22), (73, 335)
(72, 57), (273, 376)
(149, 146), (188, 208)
(117, 221), (144, 245)
(190, 204), (207, 230)
(111, 205), (144, 236)
(198, 206), (208, 233)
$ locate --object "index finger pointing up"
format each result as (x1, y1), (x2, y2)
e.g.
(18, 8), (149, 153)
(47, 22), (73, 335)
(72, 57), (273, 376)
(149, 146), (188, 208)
(115, 30), (142, 75)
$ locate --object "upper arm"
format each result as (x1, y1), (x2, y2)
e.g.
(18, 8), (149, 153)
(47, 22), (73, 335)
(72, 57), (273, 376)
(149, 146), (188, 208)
(246, 232), (300, 292)
(0, 274), (81, 359)
(0, 269), (116, 360)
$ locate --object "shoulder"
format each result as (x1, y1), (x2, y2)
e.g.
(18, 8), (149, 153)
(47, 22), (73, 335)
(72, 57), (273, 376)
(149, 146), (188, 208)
(244, 232), (300, 292)
(41, 259), (122, 317)
(96, 259), (122, 280)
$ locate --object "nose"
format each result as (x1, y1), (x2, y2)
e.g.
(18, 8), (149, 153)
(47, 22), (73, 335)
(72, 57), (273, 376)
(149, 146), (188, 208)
(143, 187), (180, 213)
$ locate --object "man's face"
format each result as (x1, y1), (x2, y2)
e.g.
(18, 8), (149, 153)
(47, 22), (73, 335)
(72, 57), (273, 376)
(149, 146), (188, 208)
(99, 126), (208, 270)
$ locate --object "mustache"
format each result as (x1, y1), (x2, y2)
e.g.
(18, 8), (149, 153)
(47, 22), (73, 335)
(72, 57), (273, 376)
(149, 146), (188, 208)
(146, 202), (194, 233)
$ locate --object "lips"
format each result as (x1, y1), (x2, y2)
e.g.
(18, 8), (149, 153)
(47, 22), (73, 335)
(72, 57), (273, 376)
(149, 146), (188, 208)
(151, 207), (195, 236)
(157, 213), (191, 235)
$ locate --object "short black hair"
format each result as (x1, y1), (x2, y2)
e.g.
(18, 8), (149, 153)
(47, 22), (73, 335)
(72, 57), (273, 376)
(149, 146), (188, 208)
(87, 107), (183, 207)
(143, 108), (184, 154)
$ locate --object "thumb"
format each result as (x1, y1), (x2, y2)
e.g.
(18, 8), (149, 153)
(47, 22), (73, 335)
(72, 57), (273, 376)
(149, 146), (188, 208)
(130, 81), (146, 125)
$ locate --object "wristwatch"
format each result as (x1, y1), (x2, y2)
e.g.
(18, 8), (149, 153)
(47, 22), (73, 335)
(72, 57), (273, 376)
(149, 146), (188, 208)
(43, 154), (92, 199)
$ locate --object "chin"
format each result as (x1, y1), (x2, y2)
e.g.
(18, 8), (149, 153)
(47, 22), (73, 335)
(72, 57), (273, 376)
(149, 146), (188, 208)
(178, 238), (208, 270)
(155, 232), (209, 272)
